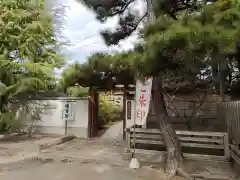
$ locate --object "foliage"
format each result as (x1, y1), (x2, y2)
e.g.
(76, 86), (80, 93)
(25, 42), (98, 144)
(139, 0), (240, 90)
(0, 109), (16, 133)
(98, 95), (122, 126)
(0, 0), (64, 132)
(66, 86), (89, 97)
(57, 63), (82, 92)
(58, 61), (123, 124)
(66, 0), (240, 98)
(57, 52), (135, 91)
(17, 101), (50, 137)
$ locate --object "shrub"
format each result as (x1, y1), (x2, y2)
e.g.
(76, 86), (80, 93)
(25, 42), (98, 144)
(67, 86), (89, 97)
(98, 96), (122, 126)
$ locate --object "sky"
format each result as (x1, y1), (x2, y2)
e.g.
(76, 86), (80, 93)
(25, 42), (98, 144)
(60, 0), (145, 65)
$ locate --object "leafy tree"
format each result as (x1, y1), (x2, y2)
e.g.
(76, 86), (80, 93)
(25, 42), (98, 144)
(73, 0), (240, 178)
(57, 62), (93, 97)
(57, 63), (82, 93)
(0, 0), (64, 132)
(65, 86), (88, 97)
(58, 52), (135, 91)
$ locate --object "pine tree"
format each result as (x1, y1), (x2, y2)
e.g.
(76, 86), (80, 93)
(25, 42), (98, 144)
(75, 0), (240, 178)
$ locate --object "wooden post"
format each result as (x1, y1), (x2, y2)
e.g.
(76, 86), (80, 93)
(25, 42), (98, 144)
(94, 92), (99, 137)
(65, 120), (68, 135)
(224, 134), (230, 159)
(88, 87), (95, 138)
(126, 128), (131, 150)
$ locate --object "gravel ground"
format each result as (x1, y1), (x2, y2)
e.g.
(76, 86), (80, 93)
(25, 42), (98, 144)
(0, 132), (238, 180)
(0, 158), (171, 180)
(0, 134), (60, 164)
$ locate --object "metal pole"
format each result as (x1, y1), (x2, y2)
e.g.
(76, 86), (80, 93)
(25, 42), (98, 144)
(132, 98), (137, 156)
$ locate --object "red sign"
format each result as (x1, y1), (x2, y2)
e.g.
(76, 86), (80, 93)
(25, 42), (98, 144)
(135, 77), (153, 125)
(136, 110), (146, 122)
(139, 94), (146, 108)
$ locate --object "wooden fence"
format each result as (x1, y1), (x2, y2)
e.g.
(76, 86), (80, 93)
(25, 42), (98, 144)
(217, 101), (240, 144)
(125, 128), (230, 161)
(229, 144), (240, 165)
(216, 101), (240, 168)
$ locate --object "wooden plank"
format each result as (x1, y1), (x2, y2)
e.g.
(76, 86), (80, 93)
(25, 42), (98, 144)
(230, 151), (240, 165)
(129, 139), (224, 149)
(130, 139), (165, 145)
(180, 142), (224, 149)
(176, 130), (227, 137)
(183, 153), (229, 162)
(129, 128), (161, 134)
(130, 134), (163, 140)
(179, 136), (223, 144)
(125, 148), (165, 155)
(128, 128), (227, 137)
(229, 144), (240, 156)
(130, 134), (223, 144)
(125, 148), (228, 161)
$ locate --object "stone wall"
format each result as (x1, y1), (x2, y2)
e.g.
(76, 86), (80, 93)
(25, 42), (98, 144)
(147, 93), (229, 131)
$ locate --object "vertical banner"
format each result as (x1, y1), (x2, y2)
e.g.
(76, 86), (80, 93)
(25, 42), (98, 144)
(125, 100), (135, 129)
(126, 101), (132, 120)
(135, 77), (153, 126)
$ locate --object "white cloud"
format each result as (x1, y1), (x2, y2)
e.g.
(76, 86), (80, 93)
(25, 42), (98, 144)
(60, 0), (144, 65)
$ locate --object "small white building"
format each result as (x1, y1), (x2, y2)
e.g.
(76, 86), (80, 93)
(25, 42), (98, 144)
(15, 97), (90, 138)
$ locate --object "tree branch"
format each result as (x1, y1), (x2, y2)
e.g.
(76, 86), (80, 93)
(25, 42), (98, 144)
(108, 0), (135, 17)
(101, 11), (148, 45)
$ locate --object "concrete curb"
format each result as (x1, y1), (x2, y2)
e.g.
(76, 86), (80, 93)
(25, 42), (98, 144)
(39, 135), (76, 150)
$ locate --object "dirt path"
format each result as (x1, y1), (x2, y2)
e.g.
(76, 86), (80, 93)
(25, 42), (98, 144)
(100, 121), (123, 140)
(0, 134), (62, 165)
(0, 158), (171, 180)
(0, 136), (238, 180)
(0, 138), (168, 180)
(38, 139), (239, 180)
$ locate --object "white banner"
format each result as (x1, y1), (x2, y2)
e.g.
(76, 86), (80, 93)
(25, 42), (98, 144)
(134, 77), (153, 126)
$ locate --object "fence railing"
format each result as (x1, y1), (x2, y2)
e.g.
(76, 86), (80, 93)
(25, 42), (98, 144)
(229, 144), (240, 165)
(217, 101), (240, 145)
(125, 128), (230, 161)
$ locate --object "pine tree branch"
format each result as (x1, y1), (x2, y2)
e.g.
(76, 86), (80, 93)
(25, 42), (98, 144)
(101, 11), (148, 45)
(106, 0), (135, 17)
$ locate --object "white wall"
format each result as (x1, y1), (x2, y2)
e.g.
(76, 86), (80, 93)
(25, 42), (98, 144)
(17, 97), (89, 138)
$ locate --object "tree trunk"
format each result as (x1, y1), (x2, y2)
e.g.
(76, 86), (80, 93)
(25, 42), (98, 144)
(151, 77), (184, 179)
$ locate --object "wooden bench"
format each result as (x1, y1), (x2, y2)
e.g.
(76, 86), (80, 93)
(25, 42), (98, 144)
(125, 128), (230, 161)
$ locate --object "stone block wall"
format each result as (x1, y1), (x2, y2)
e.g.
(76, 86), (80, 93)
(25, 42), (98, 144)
(147, 93), (229, 131)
